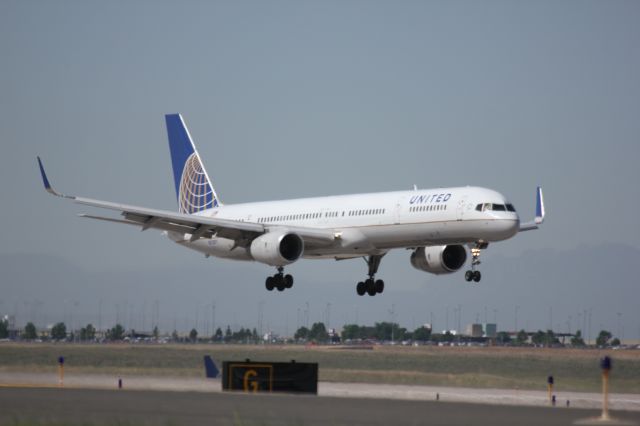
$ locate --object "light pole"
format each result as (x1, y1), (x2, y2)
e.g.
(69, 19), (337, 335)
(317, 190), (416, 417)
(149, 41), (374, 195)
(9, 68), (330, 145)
(588, 308), (592, 346)
(389, 304), (396, 344)
(211, 302), (215, 337)
(305, 301), (310, 329)
(98, 299), (103, 333)
(258, 301), (265, 338)
(446, 306), (449, 332)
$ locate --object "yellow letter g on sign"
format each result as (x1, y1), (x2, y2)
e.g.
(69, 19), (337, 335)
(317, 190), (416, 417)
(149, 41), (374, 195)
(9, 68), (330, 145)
(243, 369), (258, 392)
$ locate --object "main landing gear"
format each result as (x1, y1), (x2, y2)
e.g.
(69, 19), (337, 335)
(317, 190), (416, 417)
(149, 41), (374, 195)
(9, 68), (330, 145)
(464, 242), (487, 283)
(265, 267), (294, 292)
(356, 254), (385, 296)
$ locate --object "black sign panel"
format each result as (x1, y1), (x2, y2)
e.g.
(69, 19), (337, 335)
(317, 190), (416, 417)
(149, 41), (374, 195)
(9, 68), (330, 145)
(222, 361), (318, 394)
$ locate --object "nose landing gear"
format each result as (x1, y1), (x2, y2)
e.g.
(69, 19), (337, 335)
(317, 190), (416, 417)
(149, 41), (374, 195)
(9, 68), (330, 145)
(464, 243), (487, 283)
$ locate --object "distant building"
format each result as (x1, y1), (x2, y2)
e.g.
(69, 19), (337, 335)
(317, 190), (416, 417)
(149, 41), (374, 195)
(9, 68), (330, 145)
(466, 323), (483, 337)
(483, 323), (497, 338)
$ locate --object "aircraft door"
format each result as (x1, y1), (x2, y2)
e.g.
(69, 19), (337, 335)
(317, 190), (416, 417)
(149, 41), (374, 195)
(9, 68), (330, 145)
(456, 195), (467, 221)
(394, 197), (405, 224)
(319, 208), (330, 225)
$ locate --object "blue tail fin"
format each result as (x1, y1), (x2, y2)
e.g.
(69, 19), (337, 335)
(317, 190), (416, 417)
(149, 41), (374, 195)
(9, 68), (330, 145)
(165, 114), (221, 214)
(535, 186), (545, 224)
(203, 355), (219, 378)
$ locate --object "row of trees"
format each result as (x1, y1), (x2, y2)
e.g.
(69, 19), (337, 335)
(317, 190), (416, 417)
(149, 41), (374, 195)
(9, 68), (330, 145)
(2, 321), (125, 342)
(2, 320), (262, 343)
(1, 317), (624, 348)
(290, 322), (432, 343)
(0, 318), (10, 338)
(295, 322), (330, 342)
(182, 326), (262, 343)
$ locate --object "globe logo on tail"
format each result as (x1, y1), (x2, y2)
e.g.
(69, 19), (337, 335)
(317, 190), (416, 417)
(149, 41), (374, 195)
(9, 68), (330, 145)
(178, 153), (217, 214)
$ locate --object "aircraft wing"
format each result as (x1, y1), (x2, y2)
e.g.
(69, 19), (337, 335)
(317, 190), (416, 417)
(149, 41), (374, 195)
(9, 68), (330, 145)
(38, 157), (336, 248)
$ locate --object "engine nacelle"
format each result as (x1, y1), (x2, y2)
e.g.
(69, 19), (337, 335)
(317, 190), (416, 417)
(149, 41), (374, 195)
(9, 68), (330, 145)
(410, 245), (467, 274)
(250, 231), (304, 267)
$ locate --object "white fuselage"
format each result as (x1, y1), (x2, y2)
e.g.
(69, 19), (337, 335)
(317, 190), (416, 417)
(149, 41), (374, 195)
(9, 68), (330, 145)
(169, 186), (520, 261)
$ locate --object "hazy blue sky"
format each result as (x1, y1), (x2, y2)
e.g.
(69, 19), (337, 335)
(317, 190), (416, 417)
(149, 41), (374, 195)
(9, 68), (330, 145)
(1, 1), (639, 338)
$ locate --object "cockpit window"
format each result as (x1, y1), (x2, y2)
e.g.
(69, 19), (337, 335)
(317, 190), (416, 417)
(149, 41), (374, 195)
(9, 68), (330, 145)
(476, 203), (514, 212)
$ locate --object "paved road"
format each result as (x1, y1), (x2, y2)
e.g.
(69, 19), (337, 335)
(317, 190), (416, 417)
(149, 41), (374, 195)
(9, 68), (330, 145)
(1, 387), (638, 426)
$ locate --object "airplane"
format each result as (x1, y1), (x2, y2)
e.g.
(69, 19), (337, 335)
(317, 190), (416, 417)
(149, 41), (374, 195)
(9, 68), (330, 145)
(38, 113), (545, 297)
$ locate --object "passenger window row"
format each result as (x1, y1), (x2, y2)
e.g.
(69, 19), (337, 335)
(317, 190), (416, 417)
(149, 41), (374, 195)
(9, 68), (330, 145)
(259, 212), (321, 223)
(410, 204), (447, 213)
(258, 207), (387, 224)
(348, 208), (385, 217)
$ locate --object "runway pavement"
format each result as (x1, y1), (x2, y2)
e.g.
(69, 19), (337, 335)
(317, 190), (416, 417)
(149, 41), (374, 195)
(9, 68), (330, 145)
(1, 387), (639, 426)
(2, 371), (640, 411)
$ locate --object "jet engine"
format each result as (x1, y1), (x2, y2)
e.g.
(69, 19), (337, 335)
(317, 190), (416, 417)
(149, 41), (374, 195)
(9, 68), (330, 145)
(250, 231), (304, 267)
(410, 245), (467, 274)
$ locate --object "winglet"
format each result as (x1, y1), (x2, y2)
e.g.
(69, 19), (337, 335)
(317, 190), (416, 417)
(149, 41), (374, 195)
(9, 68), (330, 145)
(37, 157), (72, 198)
(519, 186), (545, 232)
(204, 355), (219, 378)
(534, 186), (545, 225)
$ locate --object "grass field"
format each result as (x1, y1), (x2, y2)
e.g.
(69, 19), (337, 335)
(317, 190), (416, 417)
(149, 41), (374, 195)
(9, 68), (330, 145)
(1, 343), (639, 393)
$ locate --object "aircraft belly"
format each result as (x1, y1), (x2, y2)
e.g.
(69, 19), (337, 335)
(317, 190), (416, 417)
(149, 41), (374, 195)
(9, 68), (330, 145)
(360, 220), (518, 248)
(305, 219), (518, 257)
(167, 219), (518, 261)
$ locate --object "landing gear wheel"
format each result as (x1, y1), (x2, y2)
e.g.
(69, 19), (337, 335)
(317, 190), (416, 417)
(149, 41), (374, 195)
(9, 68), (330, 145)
(284, 274), (294, 288)
(266, 276), (275, 291)
(472, 270), (481, 282)
(356, 254), (387, 296)
(365, 278), (376, 296)
(465, 270), (473, 282)
(266, 267), (294, 292)
(274, 274), (285, 291)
